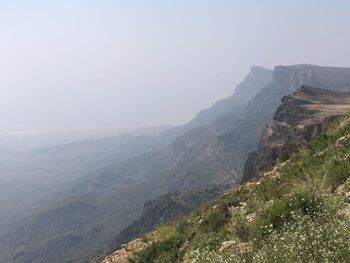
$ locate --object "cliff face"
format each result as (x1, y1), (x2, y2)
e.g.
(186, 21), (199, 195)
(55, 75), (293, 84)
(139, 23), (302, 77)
(242, 86), (350, 182)
(244, 64), (350, 122)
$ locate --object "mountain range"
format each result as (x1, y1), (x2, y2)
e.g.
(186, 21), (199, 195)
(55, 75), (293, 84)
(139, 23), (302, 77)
(107, 85), (350, 262)
(2, 64), (350, 263)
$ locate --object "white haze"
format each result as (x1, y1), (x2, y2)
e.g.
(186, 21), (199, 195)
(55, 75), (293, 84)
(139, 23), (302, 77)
(0, 0), (350, 148)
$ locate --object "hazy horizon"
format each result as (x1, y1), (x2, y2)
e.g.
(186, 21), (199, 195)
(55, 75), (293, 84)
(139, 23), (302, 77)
(1, 0), (350, 134)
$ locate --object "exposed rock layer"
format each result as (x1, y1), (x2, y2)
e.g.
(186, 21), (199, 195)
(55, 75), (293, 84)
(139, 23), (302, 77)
(243, 86), (350, 182)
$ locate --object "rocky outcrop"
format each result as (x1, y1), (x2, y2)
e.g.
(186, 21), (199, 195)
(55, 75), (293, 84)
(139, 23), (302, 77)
(242, 86), (350, 182)
(102, 234), (155, 263)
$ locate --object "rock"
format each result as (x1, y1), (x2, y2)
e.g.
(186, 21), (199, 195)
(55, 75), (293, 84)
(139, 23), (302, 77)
(246, 181), (261, 187)
(246, 213), (256, 222)
(343, 205), (350, 218)
(220, 191), (231, 198)
(228, 201), (248, 217)
(102, 237), (149, 263)
(238, 242), (252, 254)
(239, 202), (247, 208)
(344, 193), (350, 203)
(219, 240), (237, 252)
(226, 200), (241, 209)
(336, 136), (349, 147)
(181, 241), (190, 249)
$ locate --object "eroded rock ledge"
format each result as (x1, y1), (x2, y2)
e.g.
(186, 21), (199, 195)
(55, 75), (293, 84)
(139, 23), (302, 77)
(243, 85), (350, 182)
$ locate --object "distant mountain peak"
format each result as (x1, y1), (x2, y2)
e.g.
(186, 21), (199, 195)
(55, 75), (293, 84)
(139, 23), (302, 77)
(186, 66), (273, 129)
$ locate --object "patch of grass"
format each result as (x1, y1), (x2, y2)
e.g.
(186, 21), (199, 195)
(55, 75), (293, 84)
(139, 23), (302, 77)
(200, 209), (228, 233)
(253, 188), (339, 240)
(230, 208), (250, 242)
(325, 158), (350, 190)
(253, 212), (350, 263)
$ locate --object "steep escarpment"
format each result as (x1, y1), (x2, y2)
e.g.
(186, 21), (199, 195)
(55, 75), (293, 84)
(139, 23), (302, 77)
(109, 91), (350, 263)
(243, 64), (350, 128)
(242, 86), (350, 182)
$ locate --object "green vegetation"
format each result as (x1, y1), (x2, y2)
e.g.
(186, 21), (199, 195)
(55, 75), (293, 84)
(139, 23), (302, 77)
(128, 115), (350, 263)
(128, 232), (183, 263)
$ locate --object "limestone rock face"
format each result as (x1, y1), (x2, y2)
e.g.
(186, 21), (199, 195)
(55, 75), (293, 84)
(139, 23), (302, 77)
(243, 86), (350, 182)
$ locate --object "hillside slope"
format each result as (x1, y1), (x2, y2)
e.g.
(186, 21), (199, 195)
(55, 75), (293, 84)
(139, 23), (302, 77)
(106, 87), (350, 263)
(96, 186), (226, 263)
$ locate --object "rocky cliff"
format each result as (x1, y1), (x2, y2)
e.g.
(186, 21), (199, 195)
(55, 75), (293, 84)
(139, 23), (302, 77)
(242, 86), (350, 182)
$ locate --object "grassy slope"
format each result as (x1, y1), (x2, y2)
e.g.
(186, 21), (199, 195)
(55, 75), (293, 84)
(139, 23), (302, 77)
(128, 115), (350, 263)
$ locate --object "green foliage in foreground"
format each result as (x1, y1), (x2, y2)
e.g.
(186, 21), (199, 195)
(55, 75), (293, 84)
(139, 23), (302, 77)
(128, 115), (350, 263)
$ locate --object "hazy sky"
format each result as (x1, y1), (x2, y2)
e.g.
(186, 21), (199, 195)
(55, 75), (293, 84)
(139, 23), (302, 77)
(1, 0), (350, 133)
